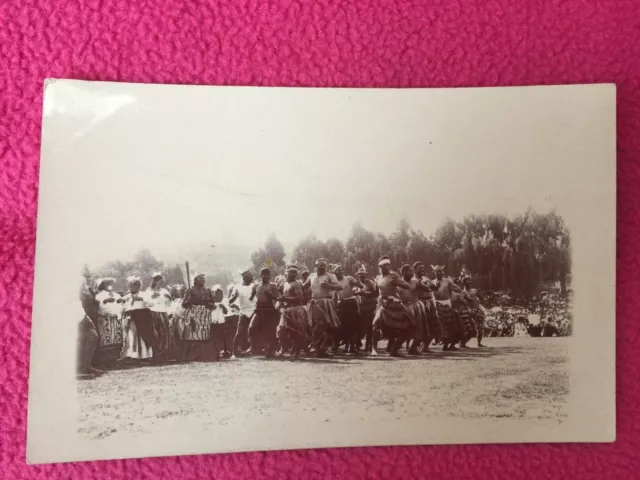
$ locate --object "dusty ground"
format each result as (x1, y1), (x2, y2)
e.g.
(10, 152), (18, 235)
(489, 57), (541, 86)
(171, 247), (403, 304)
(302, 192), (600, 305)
(77, 337), (569, 443)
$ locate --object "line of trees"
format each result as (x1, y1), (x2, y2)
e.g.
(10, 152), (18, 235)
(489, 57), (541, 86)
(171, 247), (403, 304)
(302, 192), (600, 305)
(249, 209), (571, 296)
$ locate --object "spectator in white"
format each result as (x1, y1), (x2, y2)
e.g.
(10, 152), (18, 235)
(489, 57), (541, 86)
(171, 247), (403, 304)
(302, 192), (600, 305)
(120, 275), (154, 363)
(210, 285), (230, 358)
(94, 277), (125, 367)
(228, 269), (257, 359)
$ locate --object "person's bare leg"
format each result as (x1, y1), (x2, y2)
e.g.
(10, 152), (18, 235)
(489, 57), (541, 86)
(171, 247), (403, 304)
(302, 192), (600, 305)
(371, 328), (382, 356)
(421, 335), (434, 353)
(477, 329), (486, 347)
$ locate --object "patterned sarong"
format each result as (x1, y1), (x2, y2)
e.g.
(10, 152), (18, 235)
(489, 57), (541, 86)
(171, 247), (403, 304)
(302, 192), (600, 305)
(373, 297), (415, 333)
(150, 311), (176, 354)
(456, 305), (476, 336)
(421, 298), (443, 341)
(277, 305), (311, 340)
(307, 298), (341, 330)
(472, 306), (486, 331)
(435, 299), (460, 341)
(96, 313), (123, 348)
(404, 300), (427, 340)
(183, 305), (211, 341)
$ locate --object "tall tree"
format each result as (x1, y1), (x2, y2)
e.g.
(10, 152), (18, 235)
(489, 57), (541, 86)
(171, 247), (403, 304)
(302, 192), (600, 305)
(250, 233), (287, 275)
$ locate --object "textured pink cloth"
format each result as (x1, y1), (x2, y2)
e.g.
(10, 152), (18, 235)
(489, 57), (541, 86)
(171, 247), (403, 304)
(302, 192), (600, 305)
(0, 0), (637, 477)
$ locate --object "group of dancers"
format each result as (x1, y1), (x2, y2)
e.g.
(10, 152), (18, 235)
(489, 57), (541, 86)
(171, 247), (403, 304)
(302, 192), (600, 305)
(77, 256), (487, 378)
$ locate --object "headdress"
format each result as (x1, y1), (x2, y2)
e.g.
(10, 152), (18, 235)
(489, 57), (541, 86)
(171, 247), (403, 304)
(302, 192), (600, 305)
(378, 255), (391, 267)
(400, 264), (413, 275)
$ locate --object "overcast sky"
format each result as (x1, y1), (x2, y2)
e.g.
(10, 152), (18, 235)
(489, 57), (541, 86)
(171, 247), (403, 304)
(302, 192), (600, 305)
(41, 81), (608, 268)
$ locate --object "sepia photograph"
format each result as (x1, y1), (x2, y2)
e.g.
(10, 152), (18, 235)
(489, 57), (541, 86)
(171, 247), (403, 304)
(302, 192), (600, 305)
(27, 80), (616, 464)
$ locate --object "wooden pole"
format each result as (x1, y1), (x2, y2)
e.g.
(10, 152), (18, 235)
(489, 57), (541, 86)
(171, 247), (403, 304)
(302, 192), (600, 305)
(185, 261), (191, 287)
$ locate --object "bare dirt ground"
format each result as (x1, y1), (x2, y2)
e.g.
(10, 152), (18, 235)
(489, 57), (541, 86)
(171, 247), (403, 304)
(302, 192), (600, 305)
(77, 337), (569, 445)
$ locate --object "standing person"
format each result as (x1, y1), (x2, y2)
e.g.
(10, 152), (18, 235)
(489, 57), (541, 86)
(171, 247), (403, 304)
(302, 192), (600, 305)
(248, 268), (281, 358)
(467, 289), (487, 347)
(431, 265), (463, 351)
(146, 272), (175, 362)
(94, 278), (125, 367)
(210, 285), (230, 358)
(77, 277), (102, 379)
(80, 271), (99, 323)
(354, 267), (378, 353)
(397, 264), (426, 355)
(302, 258), (343, 358)
(228, 269), (256, 359)
(371, 256), (414, 357)
(168, 284), (187, 360)
(457, 276), (478, 348)
(182, 273), (217, 360)
(413, 262), (442, 352)
(276, 265), (310, 357)
(333, 264), (364, 354)
(121, 276), (154, 363)
(300, 270), (312, 305)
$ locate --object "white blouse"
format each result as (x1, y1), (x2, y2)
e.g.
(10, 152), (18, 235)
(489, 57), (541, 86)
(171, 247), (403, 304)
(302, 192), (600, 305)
(122, 291), (151, 312)
(95, 290), (124, 316)
(145, 288), (172, 313)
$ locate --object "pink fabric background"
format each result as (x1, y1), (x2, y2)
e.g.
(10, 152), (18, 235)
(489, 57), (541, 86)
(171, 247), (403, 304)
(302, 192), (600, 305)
(0, 0), (637, 477)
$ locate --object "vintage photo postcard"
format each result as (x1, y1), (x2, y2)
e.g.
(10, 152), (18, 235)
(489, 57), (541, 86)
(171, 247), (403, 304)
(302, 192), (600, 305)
(27, 80), (616, 464)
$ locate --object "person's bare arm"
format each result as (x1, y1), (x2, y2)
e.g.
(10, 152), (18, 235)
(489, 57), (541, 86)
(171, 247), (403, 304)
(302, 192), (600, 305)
(228, 289), (239, 305)
(391, 273), (411, 290)
(351, 277), (364, 289)
(449, 277), (462, 293)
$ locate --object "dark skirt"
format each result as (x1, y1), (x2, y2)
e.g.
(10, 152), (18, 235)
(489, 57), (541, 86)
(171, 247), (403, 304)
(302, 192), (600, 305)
(404, 300), (427, 340)
(277, 306), (311, 340)
(129, 309), (155, 348)
(249, 307), (280, 350)
(435, 300), (460, 341)
(373, 298), (415, 336)
(456, 306), (476, 336)
(150, 311), (175, 355)
(422, 299), (444, 341)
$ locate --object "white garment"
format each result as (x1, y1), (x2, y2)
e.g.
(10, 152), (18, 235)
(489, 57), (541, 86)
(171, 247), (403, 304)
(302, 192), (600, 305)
(210, 307), (226, 325)
(231, 283), (256, 317)
(168, 298), (186, 318)
(145, 287), (172, 313)
(514, 323), (529, 337)
(435, 299), (452, 308)
(122, 291), (151, 312)
(96, 290), (124, 316)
